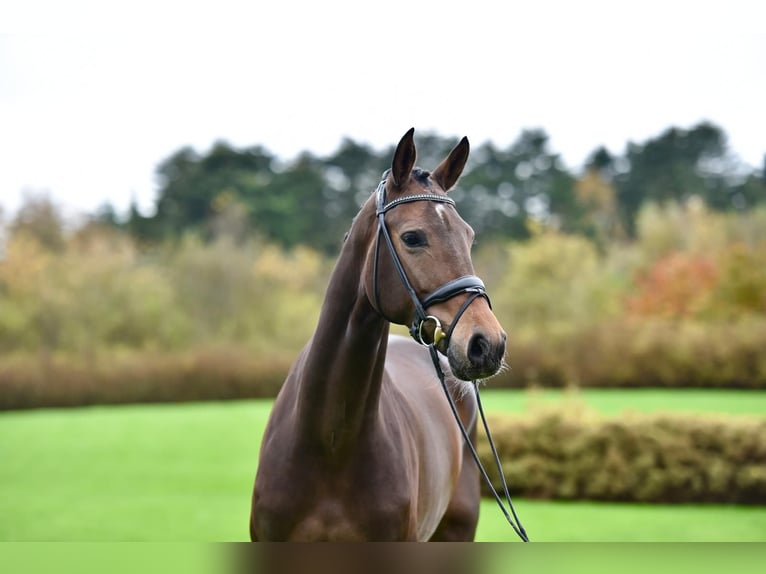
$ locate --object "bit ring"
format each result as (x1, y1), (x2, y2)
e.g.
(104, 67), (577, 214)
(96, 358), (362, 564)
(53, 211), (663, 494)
(418, 316), (446, 347)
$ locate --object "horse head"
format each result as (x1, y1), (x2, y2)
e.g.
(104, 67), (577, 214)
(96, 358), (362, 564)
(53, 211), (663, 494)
(364, 128), (507, 381)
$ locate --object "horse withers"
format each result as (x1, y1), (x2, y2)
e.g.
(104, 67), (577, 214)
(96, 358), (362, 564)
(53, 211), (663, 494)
(250, 128), (507, 541)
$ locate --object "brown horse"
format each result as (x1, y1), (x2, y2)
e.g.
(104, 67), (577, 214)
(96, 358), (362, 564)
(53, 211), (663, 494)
(250, 129), (507, 541)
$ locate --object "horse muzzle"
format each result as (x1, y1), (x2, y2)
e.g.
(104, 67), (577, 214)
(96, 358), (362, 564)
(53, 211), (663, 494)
(448, 328), (506, 381)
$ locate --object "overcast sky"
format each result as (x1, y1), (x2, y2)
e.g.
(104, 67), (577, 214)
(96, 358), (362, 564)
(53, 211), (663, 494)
(1, 2), (765, 220)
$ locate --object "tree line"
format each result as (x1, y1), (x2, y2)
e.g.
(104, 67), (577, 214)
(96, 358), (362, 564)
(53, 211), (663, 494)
(110, 122), (764, 253)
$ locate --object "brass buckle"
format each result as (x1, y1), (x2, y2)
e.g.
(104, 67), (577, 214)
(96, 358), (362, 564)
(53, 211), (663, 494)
(417, 316), (446, 347)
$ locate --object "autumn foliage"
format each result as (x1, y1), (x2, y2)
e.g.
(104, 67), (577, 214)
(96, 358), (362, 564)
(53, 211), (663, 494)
(2, 197), (766, 408)
(626, 253), (719, 318)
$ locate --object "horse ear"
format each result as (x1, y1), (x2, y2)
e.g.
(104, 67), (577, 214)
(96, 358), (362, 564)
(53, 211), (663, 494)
(432, 136), (470, 192)
(391, 127), (417, 188)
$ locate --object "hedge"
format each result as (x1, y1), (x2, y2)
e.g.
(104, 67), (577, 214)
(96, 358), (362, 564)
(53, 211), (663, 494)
(478, 407), (766, 504)
(3, 319), (766, 410)
(0, 347), (290, 410)
(492, 319), (766, 389)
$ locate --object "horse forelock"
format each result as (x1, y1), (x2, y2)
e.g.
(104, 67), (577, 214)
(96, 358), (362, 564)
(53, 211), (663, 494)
(411, 167), (432, 186)
(379, 167), (435, 193)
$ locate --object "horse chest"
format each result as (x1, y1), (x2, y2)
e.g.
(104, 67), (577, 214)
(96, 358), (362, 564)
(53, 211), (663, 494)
(288, 497), (405, 542)
(254, 447), (416, 541)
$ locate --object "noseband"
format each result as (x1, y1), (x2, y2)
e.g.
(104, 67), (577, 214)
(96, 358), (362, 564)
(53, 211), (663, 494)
(370, 174), (529, 542)
(372, 177), (491, 348)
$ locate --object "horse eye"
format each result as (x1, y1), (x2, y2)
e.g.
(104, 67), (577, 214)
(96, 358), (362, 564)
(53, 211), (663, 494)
(401, 231), (427, 248)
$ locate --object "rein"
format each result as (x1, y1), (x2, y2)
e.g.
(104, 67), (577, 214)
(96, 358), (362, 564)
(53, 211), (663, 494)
(373, 178), (529, 543)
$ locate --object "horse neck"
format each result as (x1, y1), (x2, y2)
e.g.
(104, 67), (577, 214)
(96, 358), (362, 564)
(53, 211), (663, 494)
(296, 206), (390, 456)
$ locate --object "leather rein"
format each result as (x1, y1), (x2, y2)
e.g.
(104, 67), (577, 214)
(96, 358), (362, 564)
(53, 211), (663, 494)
(371, 177), (529, 543)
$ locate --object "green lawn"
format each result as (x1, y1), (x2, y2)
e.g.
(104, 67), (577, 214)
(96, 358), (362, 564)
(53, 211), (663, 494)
(477, 498), (766, 542)
(1, 393), (765, 542)
(479, 387), (766, 416)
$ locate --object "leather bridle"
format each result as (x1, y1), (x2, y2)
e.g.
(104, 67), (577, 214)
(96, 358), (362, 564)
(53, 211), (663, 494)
(372, 176), (491, 348)
(370, 174), (529, 542)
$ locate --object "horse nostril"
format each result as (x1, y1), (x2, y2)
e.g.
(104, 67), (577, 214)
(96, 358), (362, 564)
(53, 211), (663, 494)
(467, 332), (505, 371)
(468, 333), (490, 367)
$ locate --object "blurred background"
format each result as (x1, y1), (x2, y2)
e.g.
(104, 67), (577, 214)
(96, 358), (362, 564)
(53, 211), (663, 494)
(1, 2), (765, 542)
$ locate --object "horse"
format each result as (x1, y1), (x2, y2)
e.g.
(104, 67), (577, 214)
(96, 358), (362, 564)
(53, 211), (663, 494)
(250, 128), (507, 541)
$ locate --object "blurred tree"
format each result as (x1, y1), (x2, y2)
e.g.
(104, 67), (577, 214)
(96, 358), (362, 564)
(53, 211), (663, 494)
(10, 193), (66, 252)
(209, 191), (251, 244)
(147, 142), (275, 241)
(257, 152), (335, 250)
(152, 146), (204, 233)
(409, 133), (460, 174)
(588, 146), (615, 172)
(93, 202), (120, 227)
(730, 169), (766, 210)
(454, 140), (525, 238)
(458, 129), (577, 239)
(323, 137), (385, 229)
(574, 147), (624, 247)
(135, 123), (762, 251)
(614, 122), (745, 234)
(126, 198), (158, 242)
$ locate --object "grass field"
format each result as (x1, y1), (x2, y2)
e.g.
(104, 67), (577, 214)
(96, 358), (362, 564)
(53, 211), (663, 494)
(1, 391), (765, 542)
(479, 387), (766, 416)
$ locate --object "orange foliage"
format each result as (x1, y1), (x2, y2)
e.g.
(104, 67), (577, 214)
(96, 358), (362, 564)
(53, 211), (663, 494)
(626, 253), (719, 318)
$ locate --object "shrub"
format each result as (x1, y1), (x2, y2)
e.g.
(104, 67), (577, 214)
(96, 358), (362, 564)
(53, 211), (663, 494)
(484, 233), (624, 337)
(479, 406), (766, 504)
(0, 231), (189, 354)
